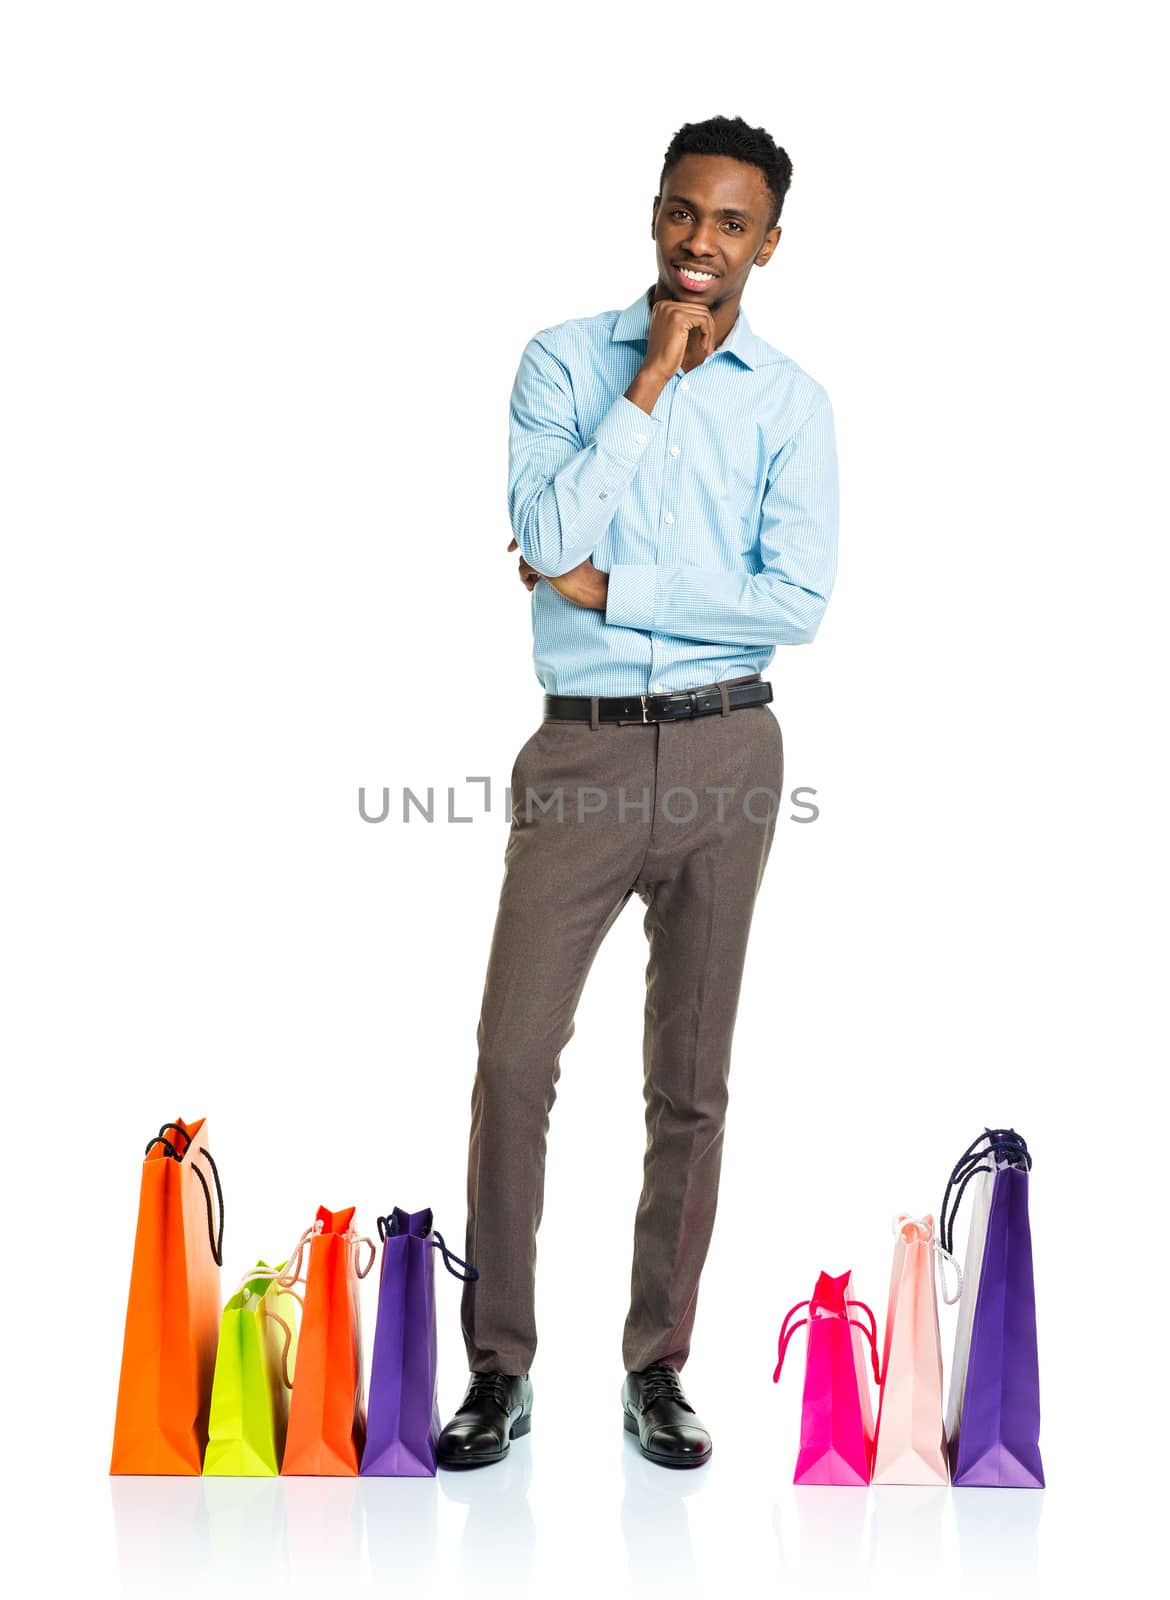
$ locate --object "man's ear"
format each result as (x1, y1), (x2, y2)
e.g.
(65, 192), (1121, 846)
(756, 225), (781, 267)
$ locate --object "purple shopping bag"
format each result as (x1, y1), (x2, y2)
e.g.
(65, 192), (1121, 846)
(359, 1206), (478, 1477)
(940, 1129), (1044, 1488)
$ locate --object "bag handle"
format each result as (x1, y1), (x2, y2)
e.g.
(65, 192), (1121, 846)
(375, 1211), (480, 1283)
(430, 1230), (479, 1283)
(940, 1129), (1030, 1256)
(144, 1135), (182, 1161)
(191, 1148), (224, 1267)
(772, 1311), (809, 1382)
(343, 1228), (377, 1279)
(238, 1222), (322, 1305)
(891, 1213), (963, 1306)
(845, 1299), (882, 1384)
(846, 1298), (877, 1345)
(261, 1306), (297, 1389)
(771, 1298), (881, 1386)
(142, 1123), (224, 1266)
(778, 1299), (810, 1347)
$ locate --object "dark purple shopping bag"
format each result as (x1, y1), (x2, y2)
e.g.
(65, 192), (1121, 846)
(359, 1206), (478, 1477)
(940, 1130), (1044, 1488)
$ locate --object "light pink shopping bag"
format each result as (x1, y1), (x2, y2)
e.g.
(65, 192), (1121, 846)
(773, 1269), (881, 1485)
(871, 1214), (956, 1485)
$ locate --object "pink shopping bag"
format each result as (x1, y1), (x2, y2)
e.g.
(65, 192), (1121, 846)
(773, 1269), (881, 1485)
(871, 1214), (958, 1485)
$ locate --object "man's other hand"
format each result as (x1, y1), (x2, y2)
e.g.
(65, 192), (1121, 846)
(507, 537), (608, 611)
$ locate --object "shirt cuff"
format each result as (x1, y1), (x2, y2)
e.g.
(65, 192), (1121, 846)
(605, 563), (658, 631)
(590, 395), (659, 462)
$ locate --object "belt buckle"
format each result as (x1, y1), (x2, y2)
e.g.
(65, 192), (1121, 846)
(640, 693), (651, 723)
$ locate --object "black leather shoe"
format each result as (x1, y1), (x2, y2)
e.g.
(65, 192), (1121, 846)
(436, 1371), (533, 1470)
(622, 1361), (712, 1469)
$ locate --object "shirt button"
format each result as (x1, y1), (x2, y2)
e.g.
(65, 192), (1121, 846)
(663, 511), (674, 524)
(679, 379), (689, 391)
(669, 445), (680, 457)
(598, 491), (608, 499)
(633, 433), (646, 445)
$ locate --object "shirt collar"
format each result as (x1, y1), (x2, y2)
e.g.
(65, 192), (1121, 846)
(610, 283), (763, 371)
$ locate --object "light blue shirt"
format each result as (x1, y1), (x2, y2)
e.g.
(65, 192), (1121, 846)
(507, 283), (839, 696)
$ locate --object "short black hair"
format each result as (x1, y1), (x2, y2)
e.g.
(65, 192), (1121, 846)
(659, 115), (793, 233)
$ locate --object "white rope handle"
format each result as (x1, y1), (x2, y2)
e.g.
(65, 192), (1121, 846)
(260, 1305), (297, 1389)
(344, 1227), (378, 1279)
(235, 1219), (322, 1301)
(891, 1212), (963, 1306)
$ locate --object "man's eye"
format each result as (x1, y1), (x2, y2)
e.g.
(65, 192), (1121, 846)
(672, 209), (743, 232)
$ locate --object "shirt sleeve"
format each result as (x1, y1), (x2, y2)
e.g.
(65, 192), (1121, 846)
(509, 335), (659, 578)
(605, 395), (839, 646)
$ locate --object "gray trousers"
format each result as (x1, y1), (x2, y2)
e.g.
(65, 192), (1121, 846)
(460, 675), (784, 1376)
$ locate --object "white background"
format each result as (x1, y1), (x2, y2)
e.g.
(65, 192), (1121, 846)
(2, 2), (1165, 1596)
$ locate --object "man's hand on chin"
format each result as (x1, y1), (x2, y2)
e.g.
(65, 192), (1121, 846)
(507, 537), (609, 611)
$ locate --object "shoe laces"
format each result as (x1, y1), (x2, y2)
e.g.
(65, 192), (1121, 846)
(638, 1362), (693, 1411)
(459, 1371), (513, 1413)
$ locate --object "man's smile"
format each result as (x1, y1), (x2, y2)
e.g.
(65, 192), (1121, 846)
(673, 262), (720, 292)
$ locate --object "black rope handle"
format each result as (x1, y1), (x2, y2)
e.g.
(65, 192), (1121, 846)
(940, 1128), (1032, 1255)
(942, 1161), (993, 1255)
(942, 1133), (1028, 1254)
(190, 1147), (225, 1266)
(429, 1230), (479, 1283)
(374, 1212), (479, 1281)
(157, 1121), (194, 1153)
(140, 1124), (224, 1263)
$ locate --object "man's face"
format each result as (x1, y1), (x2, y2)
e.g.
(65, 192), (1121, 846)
(651, 153), (780, 314)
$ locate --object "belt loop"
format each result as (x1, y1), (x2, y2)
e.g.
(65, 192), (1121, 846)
(718, 683), (730, 718)
(590, 695), (600, 731)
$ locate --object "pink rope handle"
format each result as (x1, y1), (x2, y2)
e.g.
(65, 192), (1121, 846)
(773, 1299), (811, 1382)
(778, 1300), (810, 1345)
(846, 1298), (877, 1345)
(848, 1318), (882, 1384)
(773, 1315), (809, 1382)
(773, 1298), (882, 1386)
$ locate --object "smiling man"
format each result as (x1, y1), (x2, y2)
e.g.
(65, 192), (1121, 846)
(438, 115), (839, 1472)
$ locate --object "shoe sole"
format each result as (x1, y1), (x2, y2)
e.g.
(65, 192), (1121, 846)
(436, 1411), (532, 1471)
(622, 1407), (712, 1469)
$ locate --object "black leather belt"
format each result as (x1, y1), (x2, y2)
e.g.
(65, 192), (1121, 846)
(543, 676), (772, 724)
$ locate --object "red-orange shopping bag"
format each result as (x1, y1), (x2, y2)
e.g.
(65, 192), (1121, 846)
(110, 1118), (224, 1474)
(280, 1205), (375, 1476)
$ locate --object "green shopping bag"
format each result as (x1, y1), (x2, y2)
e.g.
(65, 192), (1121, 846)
(202, 1259), (301, 1476)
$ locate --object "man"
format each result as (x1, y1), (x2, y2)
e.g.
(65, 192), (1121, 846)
(437, 115), (839, 1471)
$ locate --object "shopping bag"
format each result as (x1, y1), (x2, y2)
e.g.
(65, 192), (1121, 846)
(281, 1205), (376, 1477)
(773, 1269), (881, 1485)
(110, 1118), (224, 1475)
(361, 1207), (479, 1477)
(940, 1129), (1044, 1487)
(871, 1214), (957, 1485)
(202, 1256), (302, 1476)
(942, 1148), (996, 1450)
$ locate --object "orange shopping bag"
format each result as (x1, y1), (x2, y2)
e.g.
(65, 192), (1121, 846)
(110, 1118), (224, 1474)
(281, 1205), (376, 1476)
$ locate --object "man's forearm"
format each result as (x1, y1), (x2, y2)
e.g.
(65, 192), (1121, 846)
(624, 366), (671, 417)
(508, 327), (684, 581)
